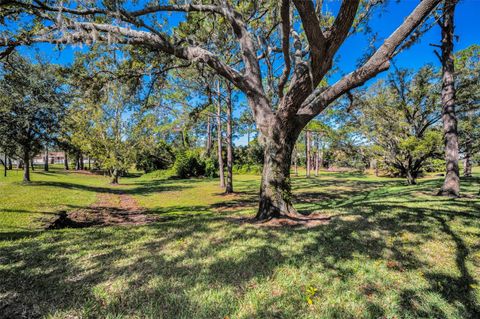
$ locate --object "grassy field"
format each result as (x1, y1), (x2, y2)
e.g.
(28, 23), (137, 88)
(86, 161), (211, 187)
(0, 167), (479, 318)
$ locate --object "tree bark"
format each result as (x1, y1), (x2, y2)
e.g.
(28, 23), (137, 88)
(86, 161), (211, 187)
(44, 147), (49, 172)
(30, 159), (34, 171)
(225, 84), (234, 194)
(23, 149), (30, 182)
(406, 170), (417, 185)
(293, 146), (298, 176)
(111, 168), (119, 184)
(463, 144), (472, 177)
(305, 130), (311, 177)
(438, 0), (460, 197)
(256, 124), (302, 220)
(64, 151), (69, 170)
(3, 153), (6, 177)
(206, 115), (212, 157)
(8, 158), (12, 170)
(314, 134), (320, 176)
(80, 154), (84, 170)
(217, 81), (225, 189)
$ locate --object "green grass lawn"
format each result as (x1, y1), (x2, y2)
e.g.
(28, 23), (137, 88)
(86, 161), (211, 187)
(0, 167), (479, 318)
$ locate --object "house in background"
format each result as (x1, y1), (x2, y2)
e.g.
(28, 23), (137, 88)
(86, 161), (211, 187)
(33, 151), (66, 165)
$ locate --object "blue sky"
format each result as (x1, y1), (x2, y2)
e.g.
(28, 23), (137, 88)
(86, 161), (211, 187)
(13, 0), (480, 145)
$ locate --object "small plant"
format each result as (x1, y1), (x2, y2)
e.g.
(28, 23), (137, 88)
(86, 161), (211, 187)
(305, 286), (318, 305)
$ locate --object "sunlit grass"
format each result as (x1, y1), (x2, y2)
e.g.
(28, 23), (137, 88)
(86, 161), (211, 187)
(0, 166), (479, 318)
(0, 167), (110, 232)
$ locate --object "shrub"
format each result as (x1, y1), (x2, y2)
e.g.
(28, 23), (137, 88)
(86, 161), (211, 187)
(424, 158), (446, 173)
(204, 158), (217, 178)
(173, 150), (206, 178)
(233, 164), (262, 175)
(135, 141), (175, 173)
(141, 169), (175, 180)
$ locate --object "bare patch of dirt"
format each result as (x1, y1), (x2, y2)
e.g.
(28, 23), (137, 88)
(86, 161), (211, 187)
(47, 193), (157, 229)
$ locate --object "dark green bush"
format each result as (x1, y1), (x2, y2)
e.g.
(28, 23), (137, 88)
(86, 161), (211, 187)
(424, 158), (446, 173)
(173, 150), (206, 178)
(204, 158), (218, 178)
(135, 141), (175, 173)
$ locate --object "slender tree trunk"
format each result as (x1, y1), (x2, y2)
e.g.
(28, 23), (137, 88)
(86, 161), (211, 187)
(305, 130), (311, 177)
(23, 149), (30, 182)
(319, 149), (324, 170)
(3, 153), (6, 177)
(463, 153), (472, 178)
(30, 159), (34, 171)
(80, 154), (84, 170)
(111, 168), (119, 184)
(44, 147), (49, 172)
(463, 133), (472, 177)
(8, 158), (12, 170)
(256, 124), (302, 220)
(217, 81), (225, 188)
(206, 115), (212, 156)
(438, 0), (460, 197)
(225, 84), (234, 194)
(88, 157), (91, 170)
(64, 152), (69, 170)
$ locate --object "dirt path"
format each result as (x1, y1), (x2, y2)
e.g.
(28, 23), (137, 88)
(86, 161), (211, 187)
(48, 192), (157, 229)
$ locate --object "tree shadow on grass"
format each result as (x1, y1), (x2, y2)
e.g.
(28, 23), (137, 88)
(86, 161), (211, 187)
(1, 174), (479, 317)
(25, 179), (191, 196)
(1, 200), (478, 318)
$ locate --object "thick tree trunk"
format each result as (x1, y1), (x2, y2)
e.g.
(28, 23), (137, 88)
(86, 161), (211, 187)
(217, 82), (225, 189)
(293, 146), (298, 176)
(225, 85), (234, 194)
(438, 0), (460, 197)
(44, 147), (49, 172)
(256, 129), (301, 220)
(23, 149), (30, 182)
(64, 152), (69, 170)
(406, 170), (417, 185)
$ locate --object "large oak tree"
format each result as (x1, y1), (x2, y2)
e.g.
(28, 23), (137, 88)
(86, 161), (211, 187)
(1, 0), (442, 219)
